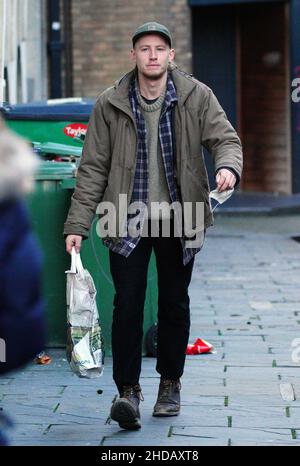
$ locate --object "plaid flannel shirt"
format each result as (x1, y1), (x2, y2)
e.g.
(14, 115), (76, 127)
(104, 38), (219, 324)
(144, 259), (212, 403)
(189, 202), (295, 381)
(103, 73), (204, 265)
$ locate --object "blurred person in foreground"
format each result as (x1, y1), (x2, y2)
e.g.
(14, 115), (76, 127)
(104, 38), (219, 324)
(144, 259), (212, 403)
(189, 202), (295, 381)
(0, 117), (46, 445)
(64, 22), (243, 430)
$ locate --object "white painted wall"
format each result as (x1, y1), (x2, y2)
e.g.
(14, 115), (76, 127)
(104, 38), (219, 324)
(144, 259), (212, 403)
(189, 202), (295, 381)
(0, 0), (48, 105)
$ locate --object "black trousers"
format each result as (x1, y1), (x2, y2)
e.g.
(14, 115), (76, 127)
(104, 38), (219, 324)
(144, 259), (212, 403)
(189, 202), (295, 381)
(109, 219), (195, 394)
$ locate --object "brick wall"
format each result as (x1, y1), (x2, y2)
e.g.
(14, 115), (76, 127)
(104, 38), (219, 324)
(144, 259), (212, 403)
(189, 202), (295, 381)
(71, 0), (192, 97)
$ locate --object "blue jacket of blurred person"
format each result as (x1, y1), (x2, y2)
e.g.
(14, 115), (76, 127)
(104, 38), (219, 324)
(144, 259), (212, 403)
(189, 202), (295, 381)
(0, 119), (46, 375)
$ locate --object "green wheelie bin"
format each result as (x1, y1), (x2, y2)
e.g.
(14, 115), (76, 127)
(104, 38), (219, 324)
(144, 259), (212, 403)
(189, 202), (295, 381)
(26, 161), (76, 347)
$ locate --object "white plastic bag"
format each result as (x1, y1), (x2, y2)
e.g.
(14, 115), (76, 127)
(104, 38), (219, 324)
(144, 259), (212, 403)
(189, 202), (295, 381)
(65, 247), (104, 378)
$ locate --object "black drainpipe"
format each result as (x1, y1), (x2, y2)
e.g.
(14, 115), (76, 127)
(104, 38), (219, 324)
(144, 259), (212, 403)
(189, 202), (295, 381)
(48, 0), (62, 98)
(63, 0), (73, 97)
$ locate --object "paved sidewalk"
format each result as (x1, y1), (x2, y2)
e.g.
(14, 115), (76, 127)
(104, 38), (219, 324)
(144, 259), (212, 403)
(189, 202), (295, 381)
(1, 214), (300, 446)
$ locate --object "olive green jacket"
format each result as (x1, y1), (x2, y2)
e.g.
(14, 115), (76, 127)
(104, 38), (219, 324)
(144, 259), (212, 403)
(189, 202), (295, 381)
(64, 64), (243, 239)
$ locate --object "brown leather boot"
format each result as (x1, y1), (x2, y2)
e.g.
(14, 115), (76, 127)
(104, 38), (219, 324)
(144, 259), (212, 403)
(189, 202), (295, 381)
(152, 378), (181, 417)
(110, 383), (144, 430)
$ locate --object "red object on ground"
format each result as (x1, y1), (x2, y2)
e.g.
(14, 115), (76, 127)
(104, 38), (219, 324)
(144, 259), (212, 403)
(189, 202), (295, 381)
(186, 338), (214, 355)
(35, 352), (52, 365)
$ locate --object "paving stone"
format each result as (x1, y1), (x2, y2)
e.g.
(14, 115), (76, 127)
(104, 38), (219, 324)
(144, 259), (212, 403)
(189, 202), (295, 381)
(227, 395), (300, 407)
(1, 384), (68, 396)
(40, 423), (106, 442)
(141, 408), (229, 427)
(222, 354), (273, 363)
(172, 425), (297, 446)
(10, 439), (100, 446)
(231, 414), (297, 429)
(7, 412), (104, 426)
(226, 405), (287, 418)
(0, 378), (14, 385)
(8, 423), (48, 440)
(224, 382), (280, 396)
(225, 368), (279, 381)
(102, 436), (223, 446)
(180, 395), (226, 407)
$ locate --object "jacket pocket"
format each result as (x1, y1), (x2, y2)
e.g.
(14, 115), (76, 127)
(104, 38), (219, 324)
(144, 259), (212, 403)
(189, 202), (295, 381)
(185, 164), (209, 199)
(111, 119), (136, 169)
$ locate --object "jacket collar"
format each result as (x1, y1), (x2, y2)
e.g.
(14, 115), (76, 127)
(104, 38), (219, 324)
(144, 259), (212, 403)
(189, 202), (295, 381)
(108, 62), (197, 112)
(171, 64), (198, 107)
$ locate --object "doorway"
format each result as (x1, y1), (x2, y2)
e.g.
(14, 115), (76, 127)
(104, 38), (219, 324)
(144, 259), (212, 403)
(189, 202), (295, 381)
(192, 1), (291, 193)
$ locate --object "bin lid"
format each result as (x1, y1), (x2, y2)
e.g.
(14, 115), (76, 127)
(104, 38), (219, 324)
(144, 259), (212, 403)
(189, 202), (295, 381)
(35, 161), (76, 180)
(33, 141), (82, 157)
(0, 99), (95, 121)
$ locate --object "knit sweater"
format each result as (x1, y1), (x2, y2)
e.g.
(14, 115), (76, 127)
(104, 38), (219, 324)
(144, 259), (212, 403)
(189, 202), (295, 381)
(136, 88), (172, 220)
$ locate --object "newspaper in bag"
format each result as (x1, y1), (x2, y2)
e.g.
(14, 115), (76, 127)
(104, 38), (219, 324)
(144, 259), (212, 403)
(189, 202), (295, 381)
(65, 247), (104, 378)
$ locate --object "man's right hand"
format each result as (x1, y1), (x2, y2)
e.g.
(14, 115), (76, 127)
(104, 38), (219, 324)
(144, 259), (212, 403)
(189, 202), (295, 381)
(65, 235), (83, 254)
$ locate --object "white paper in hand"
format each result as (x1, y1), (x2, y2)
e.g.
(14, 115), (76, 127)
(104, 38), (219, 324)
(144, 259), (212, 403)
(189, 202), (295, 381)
(209, 188), (234, 211)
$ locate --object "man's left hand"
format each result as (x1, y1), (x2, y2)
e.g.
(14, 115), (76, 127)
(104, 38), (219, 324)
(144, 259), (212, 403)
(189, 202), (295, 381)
(215, 168), (236, 192)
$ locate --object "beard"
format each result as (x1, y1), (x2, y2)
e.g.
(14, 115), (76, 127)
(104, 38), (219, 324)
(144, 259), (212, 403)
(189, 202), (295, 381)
(140, 66), (167, 81)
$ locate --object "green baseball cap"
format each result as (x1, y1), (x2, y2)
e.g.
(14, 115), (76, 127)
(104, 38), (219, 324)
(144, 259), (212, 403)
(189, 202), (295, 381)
(132, 22), (172, 47)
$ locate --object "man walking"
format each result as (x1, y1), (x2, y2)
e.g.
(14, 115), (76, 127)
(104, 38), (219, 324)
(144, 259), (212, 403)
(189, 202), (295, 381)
(64, 22), (242, 430)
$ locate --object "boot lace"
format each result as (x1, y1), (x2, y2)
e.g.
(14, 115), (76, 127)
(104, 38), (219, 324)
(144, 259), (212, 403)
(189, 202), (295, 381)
(159, 379), (181, 402)
(122, 384), (144, 401)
